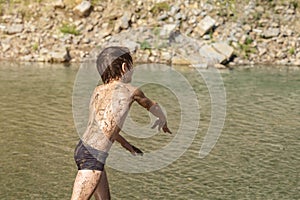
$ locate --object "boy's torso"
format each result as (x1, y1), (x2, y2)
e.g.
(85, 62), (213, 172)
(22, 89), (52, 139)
(82, 81), (136, 151)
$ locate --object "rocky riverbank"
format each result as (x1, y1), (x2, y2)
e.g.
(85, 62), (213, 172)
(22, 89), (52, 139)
(0, 0), (299, 68)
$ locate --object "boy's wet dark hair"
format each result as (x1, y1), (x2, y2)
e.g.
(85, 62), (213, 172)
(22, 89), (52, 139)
(96, 46), (133, 84)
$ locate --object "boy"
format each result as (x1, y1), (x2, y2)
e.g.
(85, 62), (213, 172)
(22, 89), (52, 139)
(71, 46), (172, 200)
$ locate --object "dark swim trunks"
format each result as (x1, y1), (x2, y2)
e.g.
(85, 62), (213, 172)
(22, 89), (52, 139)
(74, 140), (109, 171)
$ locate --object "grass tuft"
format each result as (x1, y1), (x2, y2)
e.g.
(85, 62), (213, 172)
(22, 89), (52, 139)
(60, 23), (80, 35)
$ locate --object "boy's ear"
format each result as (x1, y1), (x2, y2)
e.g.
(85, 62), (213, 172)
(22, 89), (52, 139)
(121, 63), (127, 73)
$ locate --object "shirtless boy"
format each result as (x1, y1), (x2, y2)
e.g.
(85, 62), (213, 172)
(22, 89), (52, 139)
(71, 46), (172, 200)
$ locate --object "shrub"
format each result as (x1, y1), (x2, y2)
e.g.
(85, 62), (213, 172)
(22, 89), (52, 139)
(60, 23), (80, 35)
(150, 2), (169, 15)
(139, 40), (151, 50)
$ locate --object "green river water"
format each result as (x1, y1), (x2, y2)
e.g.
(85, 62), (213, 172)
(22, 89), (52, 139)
(0, 62), (299, 199)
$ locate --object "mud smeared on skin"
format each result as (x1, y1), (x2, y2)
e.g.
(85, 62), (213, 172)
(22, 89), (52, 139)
(82, 81), (135, 152)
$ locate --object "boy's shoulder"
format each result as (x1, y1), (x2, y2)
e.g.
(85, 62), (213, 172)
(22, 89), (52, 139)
(94, 82), (139, 96)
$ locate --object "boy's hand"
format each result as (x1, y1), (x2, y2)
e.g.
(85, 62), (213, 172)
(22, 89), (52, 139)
(151, 119), (172, 134)
(131, 145), (143, 156)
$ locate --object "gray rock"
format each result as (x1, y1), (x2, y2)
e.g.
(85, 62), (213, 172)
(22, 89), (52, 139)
(200, 11), (207, 17)
(14, 18), (23, 24)
(86, 24), (94, 32)
(270, 22), (279, 28)
(49, 47), (71, 62)
(82, 38), (91, 44)
(157, 13), (168, 21)
(212, 42), (234, 60)
(282, 28), (293, 37)
(122, 40), (140, 53)
(6, 24), (24, 34)
(73, 1), (92, 17)
(40, 48), (49, 55)
(120, 11), (132, 29)
(192, 9), (201, 16)
(160, 51), (172, 62)
(175, 13), (182, 20)
(274, 5), (285, 13)
(171, 56), (190, 65)
(199, 44), (226, 64)
(261, 28), (280, 39)
(114, 11), (132, 32)
(252, 28), (263, 34)
(1, 43), (11, 52)
(258, 19), (269, 27)
(53, 0), (65, 9)
(242, 24), (252, 33)
(20, 47), (30, 55)
(214, 63), (227, 69)
(188, 15), (197, 24)
(0, 24), (6, 32)
(197, 16), (216, 36)
(169, 5), (180, 16)
(160, 24), (177, 37)
(239, 34), (248, 44)
(293, 59), (300, 66)
(286, 9), (295, 15)
(257, 46), (267, 56)
(73, 37), (81, 45)
(255, 6), (264, 13)
(202, 34), (210, 40)
(185, 28), (193, 35)
(21, 55), (33, 62)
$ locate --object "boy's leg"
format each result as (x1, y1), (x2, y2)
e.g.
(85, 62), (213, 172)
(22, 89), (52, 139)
(94, 169), (111, 200)
(71, 170), (102, 200)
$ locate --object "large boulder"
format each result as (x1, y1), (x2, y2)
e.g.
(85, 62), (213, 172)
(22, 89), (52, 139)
(197, 16), (216, 36)
(199, 44), (226, 64)
(212, 42), (234, 60)
(49, 47), (71, 62)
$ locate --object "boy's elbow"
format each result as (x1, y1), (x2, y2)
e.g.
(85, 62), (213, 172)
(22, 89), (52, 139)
(146, 101), (157, 111)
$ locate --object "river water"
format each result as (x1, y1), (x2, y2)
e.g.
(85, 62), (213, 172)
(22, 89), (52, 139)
(0, 62), (299, 199)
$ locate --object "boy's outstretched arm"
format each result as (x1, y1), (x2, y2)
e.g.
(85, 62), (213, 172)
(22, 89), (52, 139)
(115, 133), (143, 156)
(133, 89), (172, 134)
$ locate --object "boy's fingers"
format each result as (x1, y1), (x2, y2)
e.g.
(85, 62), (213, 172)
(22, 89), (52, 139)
(163, 127), (172, 134)
(151, 120), (159, 129)
(132, 146), (143, 155)
(158, 124), (162, 131)
(151, 124), (157, 129)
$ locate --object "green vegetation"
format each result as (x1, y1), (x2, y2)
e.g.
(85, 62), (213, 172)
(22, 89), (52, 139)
(153, 27), (160, 36)
(245, 37), (253, 45)
(253, 12), (262, 21)
(139, 40), (151, 50)
(150, 1), (169, 15)
(216, 0), (237, 18)
(0, 0), (42, 5)
(32, 43), (39, 51)
(291, 0), (298, 9)
(289, 47), (295, 55)
(60, 23), (80, 35)
(239, 37), (257, 58)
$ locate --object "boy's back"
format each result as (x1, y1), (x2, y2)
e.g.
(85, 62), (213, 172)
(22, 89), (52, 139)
(82, 81), (135, 152)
